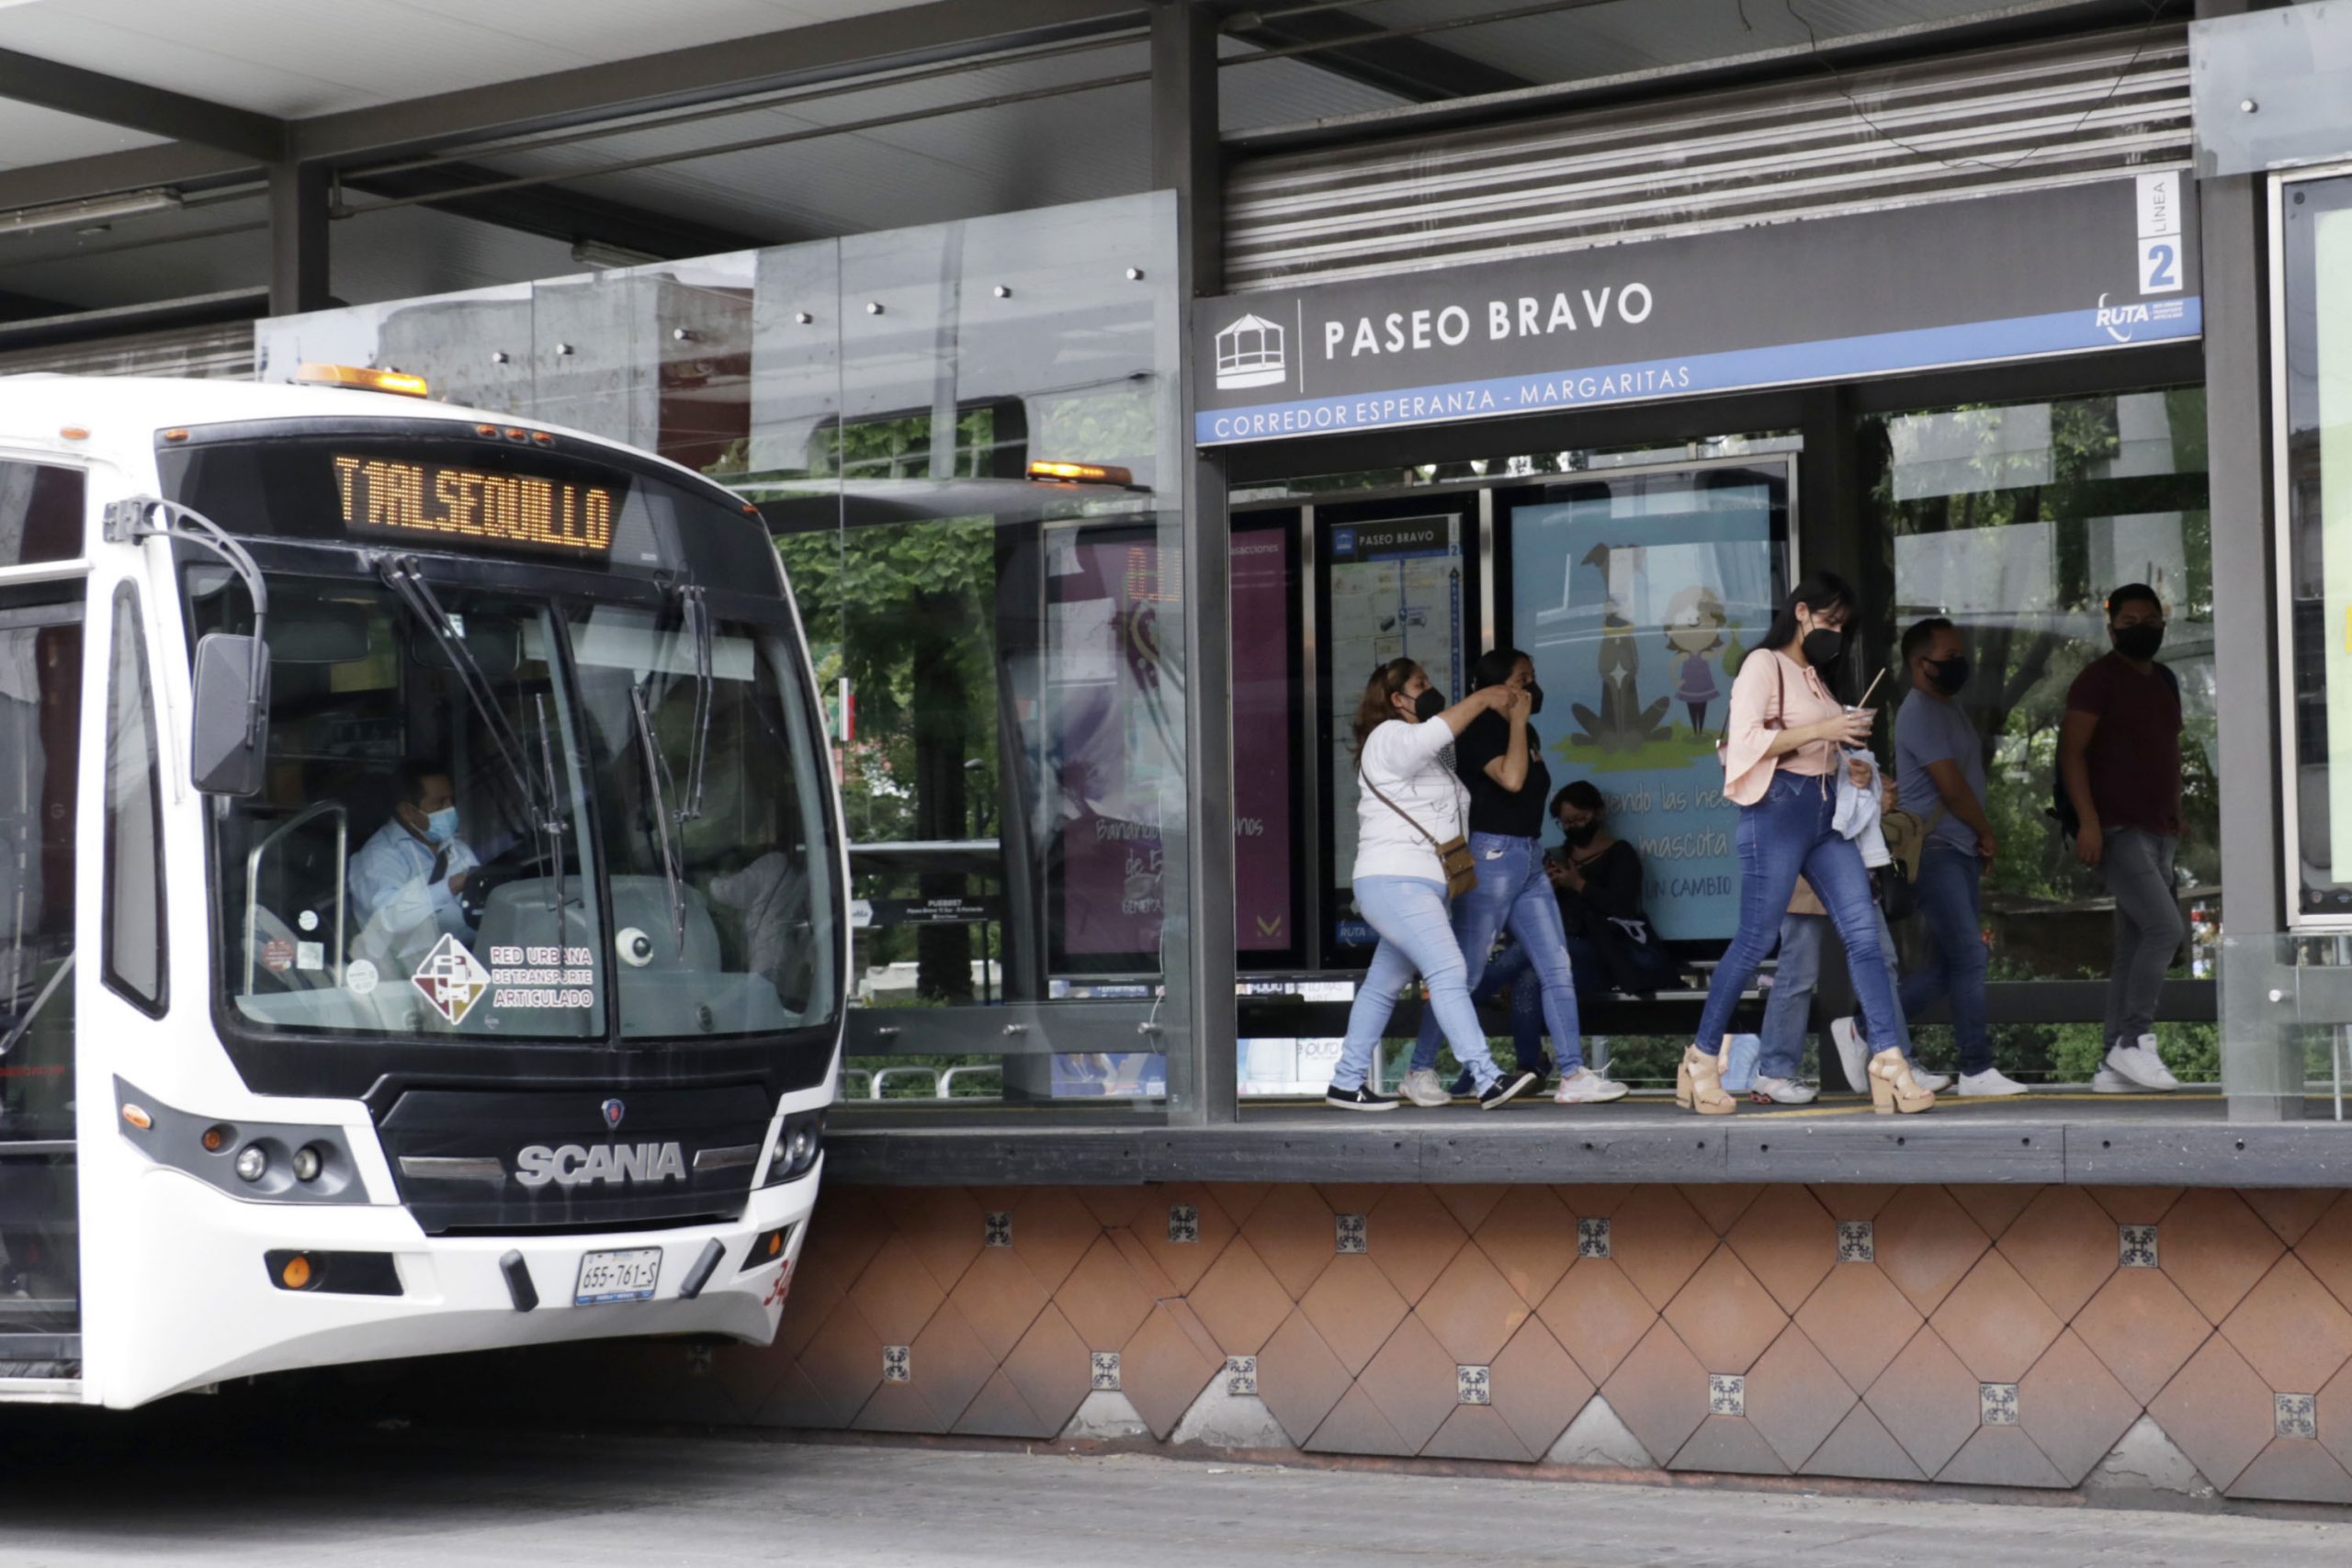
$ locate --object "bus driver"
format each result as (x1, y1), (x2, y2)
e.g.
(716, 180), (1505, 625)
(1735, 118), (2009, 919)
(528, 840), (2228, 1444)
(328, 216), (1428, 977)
(349, 759), (483, 964)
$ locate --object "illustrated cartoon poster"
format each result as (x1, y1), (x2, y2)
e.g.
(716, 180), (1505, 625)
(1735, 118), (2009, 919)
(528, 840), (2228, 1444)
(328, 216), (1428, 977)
(1511, 472), (1781, 942)
(1325, 515), (1462, 945)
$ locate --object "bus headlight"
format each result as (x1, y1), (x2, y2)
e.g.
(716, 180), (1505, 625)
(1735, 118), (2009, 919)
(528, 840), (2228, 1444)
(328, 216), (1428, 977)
(763, 1111), (824, 1186)
(292, 1145), (324, 1183)
(234, 1145), (268, 1182)
(115, 1078), (370, 1207)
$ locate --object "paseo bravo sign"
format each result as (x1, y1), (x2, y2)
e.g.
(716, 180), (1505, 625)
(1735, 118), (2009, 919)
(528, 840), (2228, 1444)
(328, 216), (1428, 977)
(1195, 174), (2200, 446)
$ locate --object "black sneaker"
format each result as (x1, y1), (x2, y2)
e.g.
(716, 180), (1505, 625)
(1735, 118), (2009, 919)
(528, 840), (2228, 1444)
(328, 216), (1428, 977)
(1478, 1071), (1538, 1110)
(1447, 1069), (1475, 1099)
(1326, 1083), (1399, 1111)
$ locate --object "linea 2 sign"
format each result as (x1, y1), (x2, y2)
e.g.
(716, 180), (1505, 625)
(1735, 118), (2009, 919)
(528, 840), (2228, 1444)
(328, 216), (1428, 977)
(1193, 174), (2199, 446)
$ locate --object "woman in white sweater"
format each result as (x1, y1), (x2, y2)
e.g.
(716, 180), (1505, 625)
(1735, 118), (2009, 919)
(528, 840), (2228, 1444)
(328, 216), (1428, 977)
(1326, 658), (1541, 1111)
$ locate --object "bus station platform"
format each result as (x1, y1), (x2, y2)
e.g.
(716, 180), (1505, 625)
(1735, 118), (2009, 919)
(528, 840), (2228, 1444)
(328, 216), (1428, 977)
(828, 1091), (2352, 1190)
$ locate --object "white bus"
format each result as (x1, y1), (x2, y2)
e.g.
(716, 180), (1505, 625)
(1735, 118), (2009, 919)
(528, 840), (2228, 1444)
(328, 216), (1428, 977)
(0, 371), (843, 1407)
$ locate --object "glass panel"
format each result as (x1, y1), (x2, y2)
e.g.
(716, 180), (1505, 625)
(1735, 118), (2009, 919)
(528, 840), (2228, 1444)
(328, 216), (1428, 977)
(1232, 516), (1302, 965)
(564, 601), (839, 1037)
(194, 572), (608, 1041)
(0, 463), (82, 568)
(1868, 389), (2213, 989)
(0, 599), (79, 1348)
(1506, 461), (1792, 946)
(0, 600), (78, 1134)
(531, 256), (759, 472)
(101, 585), (164, 1012)
(756, 194), (1183, 1111)
(2283, 171), (2352, 923)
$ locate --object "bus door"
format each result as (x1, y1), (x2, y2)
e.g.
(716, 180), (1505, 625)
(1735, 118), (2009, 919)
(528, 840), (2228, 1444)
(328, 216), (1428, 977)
(0, 458), (88, 1385)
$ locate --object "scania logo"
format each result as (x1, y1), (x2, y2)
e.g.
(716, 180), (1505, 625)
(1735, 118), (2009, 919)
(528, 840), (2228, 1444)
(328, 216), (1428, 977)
(602, 1098), (626, 1130)
(514, 1142), (686, 1188)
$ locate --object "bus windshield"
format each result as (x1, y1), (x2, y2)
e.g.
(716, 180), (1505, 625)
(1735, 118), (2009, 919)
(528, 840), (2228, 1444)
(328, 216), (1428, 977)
(184, 568), (837, 1047)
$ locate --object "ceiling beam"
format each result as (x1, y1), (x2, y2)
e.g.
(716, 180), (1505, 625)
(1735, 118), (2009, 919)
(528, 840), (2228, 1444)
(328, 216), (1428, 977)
(1222, 5), (1533, 102)
(0, 141), (257, 213)
(344, 163), (770, 259)
(0, 46), (283, 161)
(296, 0), (1150, 165)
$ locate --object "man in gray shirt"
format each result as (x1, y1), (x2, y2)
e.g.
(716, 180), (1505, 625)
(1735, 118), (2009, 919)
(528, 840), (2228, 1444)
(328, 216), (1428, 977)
(1894, 617), (2027, 1097)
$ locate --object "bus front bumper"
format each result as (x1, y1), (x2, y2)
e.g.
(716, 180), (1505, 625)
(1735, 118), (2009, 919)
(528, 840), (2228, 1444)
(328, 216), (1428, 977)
(90, 1157), (821, 1409)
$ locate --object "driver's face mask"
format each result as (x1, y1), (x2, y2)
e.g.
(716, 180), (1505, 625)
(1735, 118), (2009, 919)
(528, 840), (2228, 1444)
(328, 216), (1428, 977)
(424, 806), (459, 845)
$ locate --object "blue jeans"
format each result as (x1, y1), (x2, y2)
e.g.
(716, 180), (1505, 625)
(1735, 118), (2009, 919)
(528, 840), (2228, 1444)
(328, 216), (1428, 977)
(1694, 772), (1910, 1059)
(1408, 833), (1584, 1075)
(1757, 905), (1914, 1081)
(1901, 840), (1992, 1074)
(1332, 876), (1506, 1092)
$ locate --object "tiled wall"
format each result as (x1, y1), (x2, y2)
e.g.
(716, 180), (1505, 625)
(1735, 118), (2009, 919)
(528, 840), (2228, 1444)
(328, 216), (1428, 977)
(757, 1181), (2352, 1503)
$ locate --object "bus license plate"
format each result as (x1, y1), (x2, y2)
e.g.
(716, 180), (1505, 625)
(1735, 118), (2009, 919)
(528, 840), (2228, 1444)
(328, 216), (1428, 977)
(575, 1247), (662, 1305)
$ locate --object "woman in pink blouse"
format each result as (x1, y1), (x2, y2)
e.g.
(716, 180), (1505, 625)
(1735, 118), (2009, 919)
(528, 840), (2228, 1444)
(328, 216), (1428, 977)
(1679, 572), (1936, 1117)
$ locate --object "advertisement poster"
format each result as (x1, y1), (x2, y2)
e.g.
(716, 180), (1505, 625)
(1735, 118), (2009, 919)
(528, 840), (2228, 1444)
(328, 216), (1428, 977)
(1231, 525), (1295, 952)
(1326, 515), (1462, 944)
(2321, 206), (2352, 885)
(1511, 470), (1782, 942)
(1046, 530), (1178, 964)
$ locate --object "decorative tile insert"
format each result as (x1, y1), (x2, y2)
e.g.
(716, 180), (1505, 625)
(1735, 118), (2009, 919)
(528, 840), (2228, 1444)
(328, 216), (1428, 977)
(883, 1345), (910, 1384)
(1979, 1382), (2018, 1427)
(984, 1212), (1012, 1248)
(1336, 1213), (1369, 1256)
(2120, 1224), (2158, 1269)
(1225, 1355), (1257, 1397)
(1708, 1374), (1745, 1417)
(1838, 1221), (1875, 1264)
(1458, 1365), (1492, 1405)
(1577, 1216), (1611, 1259)
(2277, 1392), (2318, 1441)
(1168, 1205), (1200, 1246)
(1090, 1350), (1122, 1392)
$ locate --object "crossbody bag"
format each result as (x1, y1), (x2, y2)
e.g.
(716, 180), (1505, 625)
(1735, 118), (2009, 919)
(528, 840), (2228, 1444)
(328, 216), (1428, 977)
(1359, 753), (1478, 900)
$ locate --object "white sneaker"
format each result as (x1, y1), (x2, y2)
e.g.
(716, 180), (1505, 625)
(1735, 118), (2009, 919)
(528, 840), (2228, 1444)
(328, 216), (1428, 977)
(1554, 1066), (1630, 1104)
(1957, 1068), (2030, 1098)
(1828, 1017), (1870, 1092)
(1910, 1070), (1952, 1095)
(2105, 1035), (2180, 1092)
(1750, 1075), (1818, 1105)
(2092, 1067), (2140, 1093)
(1398, 1067), (1452, 1109)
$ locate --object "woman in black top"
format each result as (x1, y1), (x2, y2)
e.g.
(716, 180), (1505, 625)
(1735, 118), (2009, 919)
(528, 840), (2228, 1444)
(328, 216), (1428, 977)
(1545, 780), (1681, 999)
(1400, 649), (1629, 1107)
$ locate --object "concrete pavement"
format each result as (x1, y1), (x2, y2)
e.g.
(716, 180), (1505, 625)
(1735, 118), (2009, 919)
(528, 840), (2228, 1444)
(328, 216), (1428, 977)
(0, 1416), (2344, 1565)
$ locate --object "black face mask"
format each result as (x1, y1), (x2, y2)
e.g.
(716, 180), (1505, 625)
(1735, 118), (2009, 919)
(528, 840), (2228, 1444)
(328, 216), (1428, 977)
(1524, 682), (1544, 716)
(1800, 626), (1845, 668)
(2113, 624), (2165, 661)
(1564, 821), (1599, 846)
(1926, 656), (1970, 695)
(1412, 686), (1448, 722)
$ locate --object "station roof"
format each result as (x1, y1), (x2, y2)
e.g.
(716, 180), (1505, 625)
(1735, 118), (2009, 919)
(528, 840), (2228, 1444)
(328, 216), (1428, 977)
(0, 0), (2155, 330)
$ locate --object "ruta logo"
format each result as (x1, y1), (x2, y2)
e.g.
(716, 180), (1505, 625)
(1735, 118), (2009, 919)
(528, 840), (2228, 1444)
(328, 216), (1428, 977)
(2096, 291), (2153, 344)
(1215, 313), (1286, 389)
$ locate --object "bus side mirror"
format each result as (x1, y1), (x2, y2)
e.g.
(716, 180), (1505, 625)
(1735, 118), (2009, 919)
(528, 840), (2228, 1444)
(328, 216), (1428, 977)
(191, 633), (271, 796)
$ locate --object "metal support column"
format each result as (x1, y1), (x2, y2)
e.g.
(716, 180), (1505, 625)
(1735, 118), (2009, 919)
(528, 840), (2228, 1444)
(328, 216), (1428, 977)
(267, 162), (333, 317)
(2202, 179), (2291, 1117)
(1154, 0), (1236, 1124)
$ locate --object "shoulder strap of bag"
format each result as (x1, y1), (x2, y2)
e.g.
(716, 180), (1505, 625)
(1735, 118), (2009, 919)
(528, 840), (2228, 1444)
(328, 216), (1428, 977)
(1358, 739), (1457, 849)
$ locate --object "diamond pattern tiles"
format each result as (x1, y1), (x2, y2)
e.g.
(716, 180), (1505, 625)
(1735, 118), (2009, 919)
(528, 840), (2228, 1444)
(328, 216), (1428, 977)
(771, 1182), (2352, 1506)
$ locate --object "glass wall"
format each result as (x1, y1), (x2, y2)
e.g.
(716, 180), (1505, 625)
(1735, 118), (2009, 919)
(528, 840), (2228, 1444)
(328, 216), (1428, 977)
(1863, 388), (2214, 1081)
(257, 194), (1191, 1114)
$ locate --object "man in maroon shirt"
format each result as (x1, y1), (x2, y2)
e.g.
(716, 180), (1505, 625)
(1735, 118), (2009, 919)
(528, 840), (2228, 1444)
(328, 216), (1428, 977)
(2059, 583), (2185, 1094)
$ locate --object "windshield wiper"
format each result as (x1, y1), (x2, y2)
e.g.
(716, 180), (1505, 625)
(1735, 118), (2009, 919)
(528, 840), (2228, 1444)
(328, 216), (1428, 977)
(378, 555), (566, 905)
(675, 584), (714, 823)
(628, 679), (690, 958)
(534, 694), (571, 953)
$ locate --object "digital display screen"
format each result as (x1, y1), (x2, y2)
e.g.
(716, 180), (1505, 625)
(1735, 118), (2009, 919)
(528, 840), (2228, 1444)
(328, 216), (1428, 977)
(334, 455), (616, 557)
